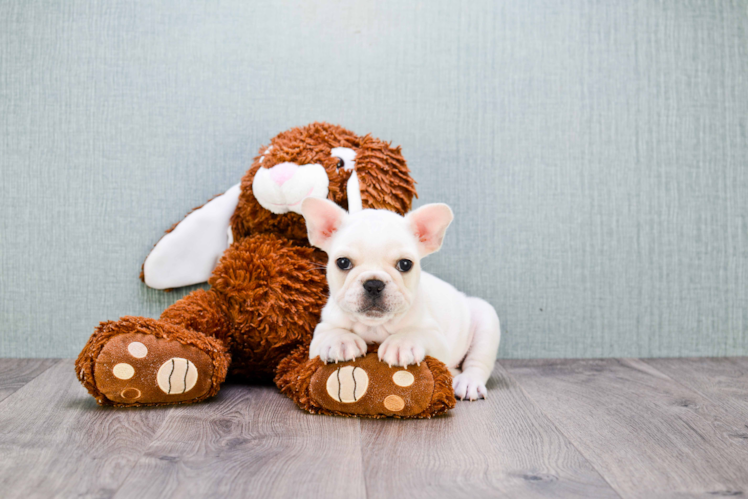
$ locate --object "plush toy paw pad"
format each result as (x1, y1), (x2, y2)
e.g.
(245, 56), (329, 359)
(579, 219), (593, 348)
(127, 341), (148, 358)
(326, 366), (369, 403)
(383, 394), (405, 412)
(157, 358), (199, 395)
(310, 352), (435, 417)
(112, 363), (135, 380)
(120, 387), (141, 400)
(93, 333), (214, 405)
(392, 370), (415, 387)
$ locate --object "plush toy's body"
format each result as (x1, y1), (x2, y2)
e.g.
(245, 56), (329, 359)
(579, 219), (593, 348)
(76, 123), (455, 418)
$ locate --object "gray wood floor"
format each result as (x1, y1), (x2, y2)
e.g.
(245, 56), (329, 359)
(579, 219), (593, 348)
(0, 358), (747, 498)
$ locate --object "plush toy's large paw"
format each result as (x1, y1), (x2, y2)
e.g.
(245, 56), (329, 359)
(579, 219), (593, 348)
(76, 317), (230, 407)
(275, 345), (456, 419)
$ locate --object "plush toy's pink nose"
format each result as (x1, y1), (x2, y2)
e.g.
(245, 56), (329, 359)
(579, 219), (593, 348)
(268, 163), (298, 186)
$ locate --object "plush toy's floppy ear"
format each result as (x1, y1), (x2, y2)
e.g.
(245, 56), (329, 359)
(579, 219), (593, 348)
(300, 197), (347, 252)
(406, 203), (454, 257)
(355, 135), (417, 216)
(142, 183), (241, 290)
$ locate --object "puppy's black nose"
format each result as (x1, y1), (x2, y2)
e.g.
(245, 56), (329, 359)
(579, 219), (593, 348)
(363, 279), (385, 297)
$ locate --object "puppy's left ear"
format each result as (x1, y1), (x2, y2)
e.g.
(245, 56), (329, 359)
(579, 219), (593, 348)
(406, 203), (454, 257)
(301, 197), (348, 251)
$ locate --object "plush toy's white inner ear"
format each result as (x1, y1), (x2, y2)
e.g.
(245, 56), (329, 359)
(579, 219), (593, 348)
(143, 183), (241, 290)
(330, 147), (362, 213)
(346, 170), (362, 213)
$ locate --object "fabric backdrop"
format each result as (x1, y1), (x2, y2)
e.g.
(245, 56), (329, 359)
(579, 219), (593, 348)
(2, 0), (746, 358)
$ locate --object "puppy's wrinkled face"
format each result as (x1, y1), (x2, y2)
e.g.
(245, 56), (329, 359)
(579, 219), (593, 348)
(329, 210), (420, 324)
(301, 198), (454, 325)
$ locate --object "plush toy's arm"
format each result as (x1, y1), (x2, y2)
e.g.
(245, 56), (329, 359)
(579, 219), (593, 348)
(141, 183), (241, 290)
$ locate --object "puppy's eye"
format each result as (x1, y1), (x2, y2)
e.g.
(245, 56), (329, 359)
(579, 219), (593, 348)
(336, 257), (353, 270)
(335, 158), (345, 169)
(396, 259), (413, 272)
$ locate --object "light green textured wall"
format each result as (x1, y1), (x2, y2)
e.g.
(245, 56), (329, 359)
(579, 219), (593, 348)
(1, 0), (747, 358)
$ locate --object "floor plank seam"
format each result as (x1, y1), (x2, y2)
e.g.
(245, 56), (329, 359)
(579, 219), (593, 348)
(499, 360), (623, 499)
(0, 358), (64, 406)
(636, 358), (728, 409)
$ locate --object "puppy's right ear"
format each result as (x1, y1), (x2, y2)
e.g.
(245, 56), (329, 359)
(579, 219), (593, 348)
(406, 203), (454, 257)
(300, 198), (347, 251)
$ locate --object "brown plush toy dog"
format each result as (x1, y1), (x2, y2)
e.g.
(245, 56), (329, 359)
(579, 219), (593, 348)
(76, 123), (456, 418)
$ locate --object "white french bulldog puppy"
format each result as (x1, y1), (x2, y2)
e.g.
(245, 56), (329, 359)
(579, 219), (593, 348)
(300, 198), (501, 401)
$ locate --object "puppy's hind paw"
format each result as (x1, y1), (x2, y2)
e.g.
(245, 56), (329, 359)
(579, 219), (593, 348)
(453, 373), (487, 401)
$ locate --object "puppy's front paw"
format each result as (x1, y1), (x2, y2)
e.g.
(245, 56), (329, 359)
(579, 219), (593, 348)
(378, 336), (426, 368)
(317, 333), (367, 364)
(453, 372), (487, 401)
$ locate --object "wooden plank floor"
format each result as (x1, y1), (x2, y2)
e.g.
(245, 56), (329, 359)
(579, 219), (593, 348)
(0, 358), (746, 498)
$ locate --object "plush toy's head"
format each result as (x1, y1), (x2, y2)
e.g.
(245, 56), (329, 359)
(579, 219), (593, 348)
(142, 122), (417, 290)
(231, 122), (417, 242)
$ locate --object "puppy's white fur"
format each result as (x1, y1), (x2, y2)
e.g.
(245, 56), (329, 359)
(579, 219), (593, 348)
(301, 198), (501, 401)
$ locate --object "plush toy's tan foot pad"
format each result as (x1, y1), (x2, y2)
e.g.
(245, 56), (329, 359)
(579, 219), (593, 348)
(309, 353), (434, 417)
(93, 333), (214, 404)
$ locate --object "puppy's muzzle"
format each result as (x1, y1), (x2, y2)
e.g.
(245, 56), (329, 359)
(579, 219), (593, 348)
(363, 279), (385, 298)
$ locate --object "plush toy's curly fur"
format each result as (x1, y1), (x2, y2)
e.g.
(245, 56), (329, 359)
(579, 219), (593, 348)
(232, 124), (415, 242)
(76, 122), (454, 418)
(77, 316), (231, 406)
(276, 344), (456, 419)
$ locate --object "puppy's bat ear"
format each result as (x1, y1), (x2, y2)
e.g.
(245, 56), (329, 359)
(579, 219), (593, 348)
(301, 197), (347, 251)
(406, 203), (454, 257)
(142, 183), (241, 290)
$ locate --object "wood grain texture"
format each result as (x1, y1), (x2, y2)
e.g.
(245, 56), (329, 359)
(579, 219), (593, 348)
(0, 360), (170, 498)
(0, 358), (57, 403)
(504, 358), (748, 498)
(2, 358), (748, 498)
(645, 357), (748, 419)
(360, 363), (618, 498)
(113, 383), (366, 499)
